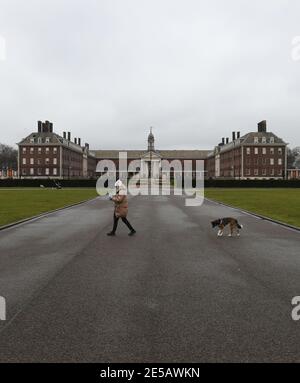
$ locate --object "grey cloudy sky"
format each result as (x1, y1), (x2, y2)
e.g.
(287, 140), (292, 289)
(0, 0), (300, 150)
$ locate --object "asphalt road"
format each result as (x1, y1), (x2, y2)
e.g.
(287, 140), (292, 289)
(0, 194), (300, 362)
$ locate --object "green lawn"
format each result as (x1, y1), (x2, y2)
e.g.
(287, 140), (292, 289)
(0, 188), (98, 227)
(205, 188), (300, 228)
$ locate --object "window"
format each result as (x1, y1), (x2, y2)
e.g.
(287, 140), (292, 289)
(262, 137), (267, 144)
(246, 169), (251, 176)
(278, 148), (283, 155)
(254, 169), (259, 176)
(53, 168), (57, 176)
(278, 169), (282, 176)
(270, 158), (274, 165)
(254, 147), (259, 155)
(30, 168), (34, 175)
(246, 148), (251, 155)
(262, 169), (267, 176)
(45, 137), (50, 143)
(30, 147), (34, 154)
(262, 147), (266, 155)
(45, 158), (50, 165)
(270, 137), (275, 143)
(53, 147), (57, 154)
(254, 137), (259, 144)
(270, 148), (274, 155)
(30, 158), (34, 165)
(262, 158), (267, 165)
(38, 147), (42, 154)
(37, 159), (42, 165)
(38, 137), (42, 144)
(30, 138), (35, 143)
(22, 147), (26, 153)
(278, 158), (282, 165)
(270, 169), (275, 176)
(254, 158), (259, 165)
(22, 158), (26, 165)
(45, 168), (50, 176)
(37, 168), (42, 176)
(53, 158), (57, 165)
(45, 147), (50, 153)
(246, 158), (251, 165)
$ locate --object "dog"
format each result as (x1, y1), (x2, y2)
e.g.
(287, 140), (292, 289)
(211, 217), (243, 237)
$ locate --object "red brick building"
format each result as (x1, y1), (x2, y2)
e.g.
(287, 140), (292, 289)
(206, 121), (288, 179)
(18, 121), (97, 179)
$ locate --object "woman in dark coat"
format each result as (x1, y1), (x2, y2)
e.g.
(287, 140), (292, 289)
(107, 180), (136, 236)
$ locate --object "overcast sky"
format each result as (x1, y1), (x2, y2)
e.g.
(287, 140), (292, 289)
(0, 0), (300, 150)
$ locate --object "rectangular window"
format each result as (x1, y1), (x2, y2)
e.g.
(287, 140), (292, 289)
(254, 147), (258, 155)
(30, 147), (34, 154)
(45, 147), (50, 153)
(45, 168), (50, 176)
(270, 137), (275, 143)
(37, 168), (42, 175)
(38, 147), (42, 154)
(278, 148), (283, 155)
(246, 148), (251, 155)
(22, 147), (26, 153)
(30, 138), (35, 143)
(262, 169), (267, 176)
(254, 169), (259, 176)
(53, 158), (57, 165)
(262, 137), (267, 144)
(45, 137), (50, 143)
(270, 148), (274, 155)
(45, 158), (50, 165)
(270, 169), (275, 176)
(278, 169), (282, 176)
(22, 169), (27, 175)
(30, 158), (34, 165)
(254, 137), (259, 144)
(262, 158), (267, 165)
(38, 137), (42, 144)
(53, 168), (57, 176)
(37, 159), (42, 165)
(30, 168), (34, 175)
(262, 147), (266, 155)
(254, 158), (259, 165)
(270, 158), (274, 165)
(278, 158), (282, 165)
(22, 158), (26, 165)
(246, 169), (251, 176)
(53, 147), (57, 154)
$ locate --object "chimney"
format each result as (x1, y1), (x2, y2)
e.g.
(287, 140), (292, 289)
(49, 122), (53, 133)
(38, 121), (42, 133)
(232, 132), (236, 141)
(258, 120), (267, 133)
(78, 138), (81, 146)
(45, 120), (50, 133)
(63, 132), (66, 139)
(74, 138), (77, 145)
(85, 143), (89, 150)
(237, 131), (240, 139)
(67, 132), (71, 141)
(226, 137), (229, 144)
(222, 138), (225, 145)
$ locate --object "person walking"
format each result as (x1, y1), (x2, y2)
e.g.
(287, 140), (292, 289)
(107, 180), (136, 236)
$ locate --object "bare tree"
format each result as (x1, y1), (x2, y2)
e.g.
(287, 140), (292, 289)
(0, 143), (18, 171)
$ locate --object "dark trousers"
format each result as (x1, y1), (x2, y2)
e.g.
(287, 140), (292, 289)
(112, 213), (134, 233)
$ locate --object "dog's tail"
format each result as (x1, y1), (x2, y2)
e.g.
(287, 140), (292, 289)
(237, 222), (243, 230)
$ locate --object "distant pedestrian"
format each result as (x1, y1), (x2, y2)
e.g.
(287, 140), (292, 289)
(107, 180), (136, 236)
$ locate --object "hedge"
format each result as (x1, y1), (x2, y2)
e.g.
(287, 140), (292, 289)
(1, 178), (300, 188)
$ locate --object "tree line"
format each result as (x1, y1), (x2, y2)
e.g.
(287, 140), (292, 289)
(0, 143), (18, 170)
